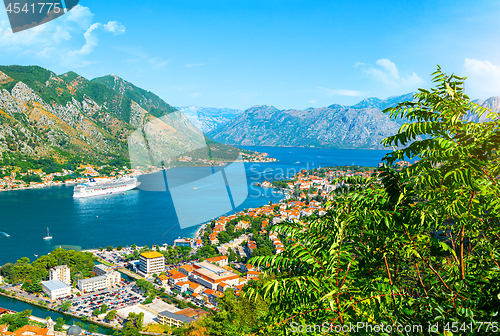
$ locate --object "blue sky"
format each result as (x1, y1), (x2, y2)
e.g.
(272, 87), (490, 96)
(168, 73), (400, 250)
(0, 0), (499, 110)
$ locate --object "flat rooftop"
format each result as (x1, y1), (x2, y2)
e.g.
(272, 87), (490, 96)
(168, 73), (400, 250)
(116, 305), (157, 325)
(42, 279), (70, 291)
(193, 261), (237, 282)
(79, 275), (106, 284)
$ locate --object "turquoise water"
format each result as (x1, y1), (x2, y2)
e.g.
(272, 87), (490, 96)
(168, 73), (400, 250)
(0, 147), (391, 264)
(0, 294), (114, 334)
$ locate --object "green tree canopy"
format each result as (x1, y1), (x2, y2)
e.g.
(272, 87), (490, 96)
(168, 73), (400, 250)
(246, 67), (500, 334)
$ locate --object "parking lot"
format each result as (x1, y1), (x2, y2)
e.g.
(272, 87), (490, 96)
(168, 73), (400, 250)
(67, 285), (146, 318)
(94, 249), (133, 265)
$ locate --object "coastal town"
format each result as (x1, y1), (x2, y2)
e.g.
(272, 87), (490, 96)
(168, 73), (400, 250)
(0, 164), (385, 335)
(0, 150), (277, 192)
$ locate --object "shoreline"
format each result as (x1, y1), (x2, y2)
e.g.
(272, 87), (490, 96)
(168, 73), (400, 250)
(0, 157), (278, 194)
(0, 290), (116, 333)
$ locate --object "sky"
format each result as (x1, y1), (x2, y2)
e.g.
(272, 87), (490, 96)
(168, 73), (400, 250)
(0, 0), (499, 110)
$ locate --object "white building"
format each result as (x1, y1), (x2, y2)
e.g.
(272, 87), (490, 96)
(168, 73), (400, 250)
(138, 252), (165, 278)
(77, 275), (107, 293)
(49, 265), (71, 286)
(93, 264), (121, 287)
(42, 279), (71, 300)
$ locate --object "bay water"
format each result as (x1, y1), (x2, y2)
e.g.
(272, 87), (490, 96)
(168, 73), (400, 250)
(0, 147), (392, 264)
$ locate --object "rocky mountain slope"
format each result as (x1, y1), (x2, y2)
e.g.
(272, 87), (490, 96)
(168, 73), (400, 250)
(0, 65), (205, 169)
(208, 94), (500, 149)
(176, 106), (241, 132)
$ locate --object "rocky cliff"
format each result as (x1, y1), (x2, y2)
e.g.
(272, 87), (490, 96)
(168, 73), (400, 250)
(0, 65), (203, 168)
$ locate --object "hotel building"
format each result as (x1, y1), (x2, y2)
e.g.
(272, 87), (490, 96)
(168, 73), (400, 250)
(138, 251), (165, 278)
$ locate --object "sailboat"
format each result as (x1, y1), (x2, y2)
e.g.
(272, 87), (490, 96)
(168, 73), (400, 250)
(43, 227), (53, 240)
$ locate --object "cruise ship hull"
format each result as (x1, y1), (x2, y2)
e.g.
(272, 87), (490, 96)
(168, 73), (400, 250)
(73, 178), (140, 198)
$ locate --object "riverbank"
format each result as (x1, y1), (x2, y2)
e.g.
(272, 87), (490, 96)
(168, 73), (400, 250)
(0, 290), (117, 334)
(0, 287), (173, 336)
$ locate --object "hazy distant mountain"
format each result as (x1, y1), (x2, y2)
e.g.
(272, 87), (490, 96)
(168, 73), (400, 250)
(176, 106), (241, 132)
(469, 97), (500, 122)
(208, 94), (414, 149)
(208, 94), (500, 149)
(350, 92), (415, 111)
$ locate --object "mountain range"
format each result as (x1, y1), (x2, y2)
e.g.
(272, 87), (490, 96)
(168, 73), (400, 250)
(0, 65), (498, 169)
(176, 106), (241, 132)
(208, 94), (500, 149)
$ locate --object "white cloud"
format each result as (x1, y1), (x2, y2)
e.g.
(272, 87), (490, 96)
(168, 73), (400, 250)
(317, 87), (367, 97)
(68, 22), (101, 57)
(357, 59), (424, 89)
(308, 99), (317, 104)
(191, 92), (201, 98)
(463, 58), (500, 97)
(184, 63), (204, 68)
(64, 5), (94, 29)
(116, 46), (170, 70)
(103, 21), (125, 35)
(148, 57), (171, 69)
(0, 5), (125, 68)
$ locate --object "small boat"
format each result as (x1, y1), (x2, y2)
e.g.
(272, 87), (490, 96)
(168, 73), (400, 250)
(0, 232), (10, 238)
(43, 227), (53, 240)
(193, 187), (197, 190)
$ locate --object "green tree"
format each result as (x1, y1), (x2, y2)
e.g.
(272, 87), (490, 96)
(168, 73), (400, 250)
(246, 67), (500, 334)
(59, 301), (71, 312)
(175, 289), (268, 335)
(122, 321), (140, 336)
(100, 303), (108, 314)
(21, 281), (43, 293)
(106, 246), (113, 252)
(135, 279), (154, 293)
(92, 308), (101, 316)
(135, 312), (144, 330)
(54, 317), (64, 332)
(87, 324), (99, 333)
(0, 310), (31, 332)
(105, 310), (117, 321)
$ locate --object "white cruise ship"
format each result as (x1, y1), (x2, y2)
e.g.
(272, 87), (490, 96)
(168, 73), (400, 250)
(73, 177), (141, 198)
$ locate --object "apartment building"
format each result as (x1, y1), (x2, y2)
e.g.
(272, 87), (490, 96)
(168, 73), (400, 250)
(49, 265), (71, 286)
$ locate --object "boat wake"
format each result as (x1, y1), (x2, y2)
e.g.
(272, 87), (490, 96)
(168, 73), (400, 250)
(0, 232), (10, 238)
(194, 183), (215, 189)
